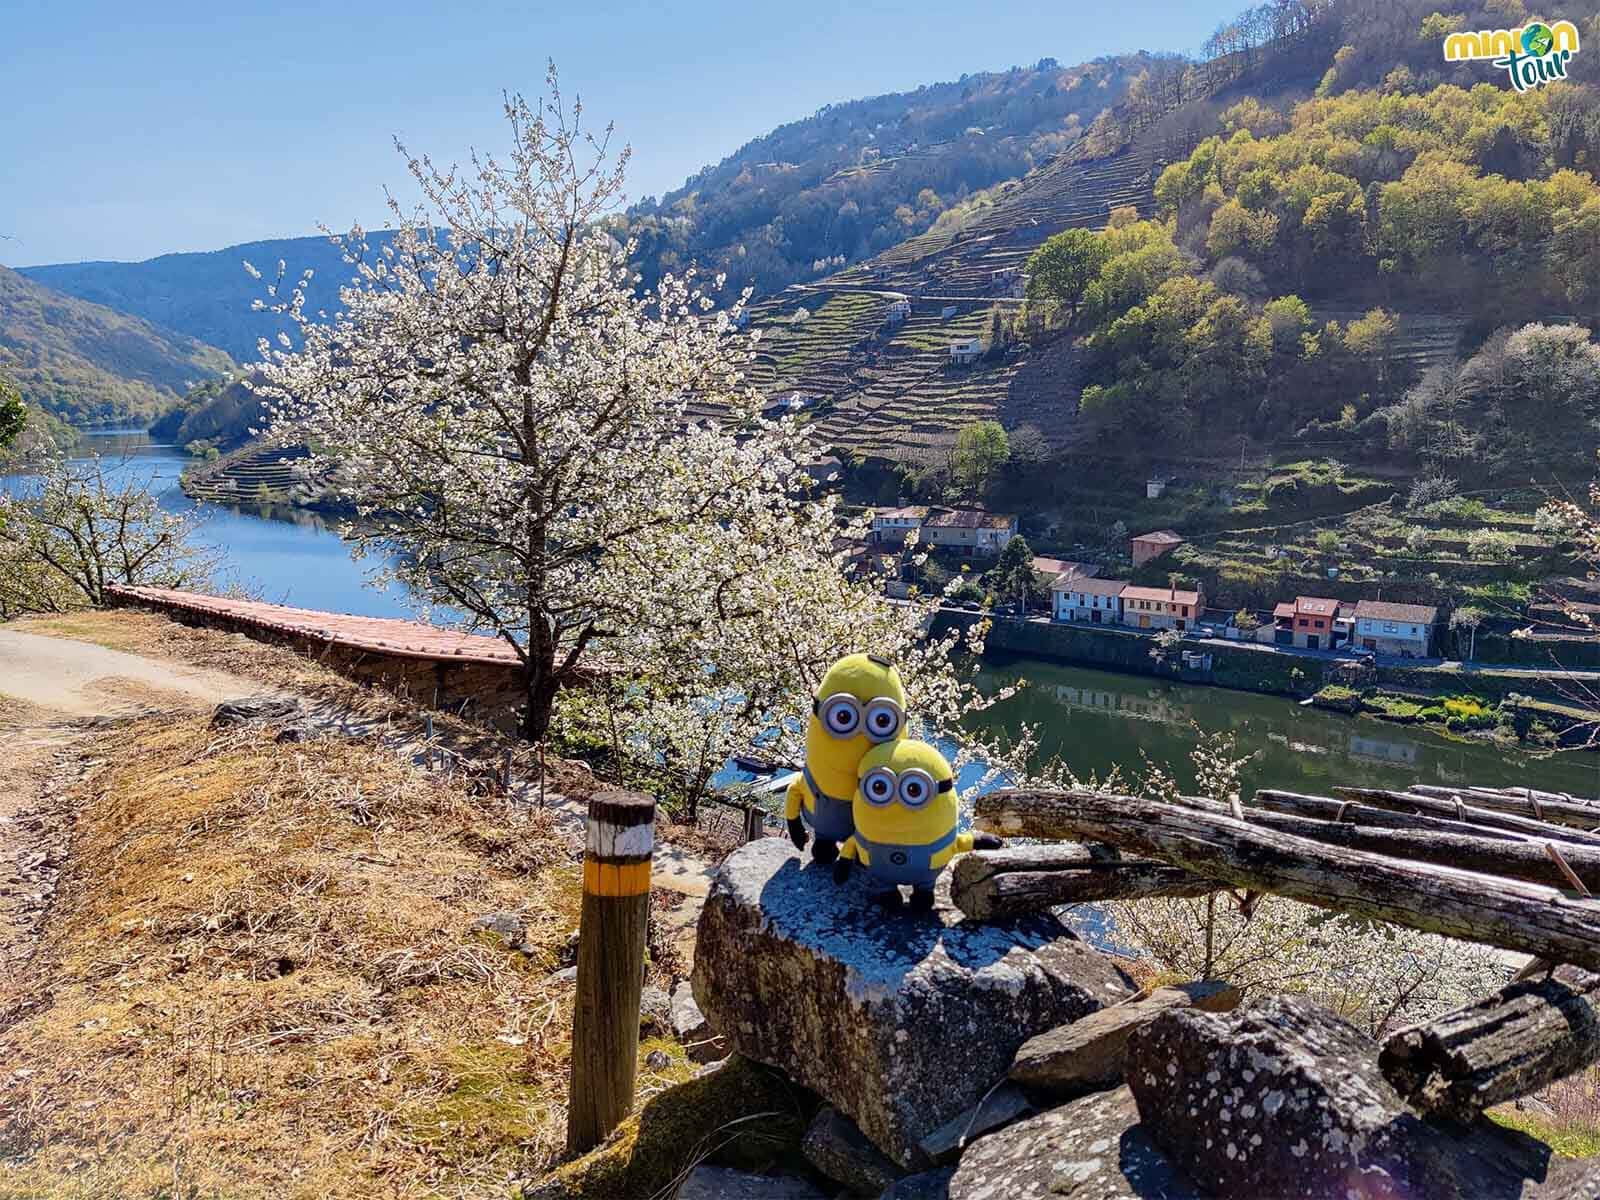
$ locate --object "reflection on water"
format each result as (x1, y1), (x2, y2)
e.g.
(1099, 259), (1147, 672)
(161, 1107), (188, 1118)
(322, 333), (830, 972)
(967, 653), (1599, 797)
(3, 430), (412, 618)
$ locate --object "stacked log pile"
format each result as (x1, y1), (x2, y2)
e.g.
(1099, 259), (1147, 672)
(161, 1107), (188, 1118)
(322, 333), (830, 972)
(968, 779), (1600, 1130)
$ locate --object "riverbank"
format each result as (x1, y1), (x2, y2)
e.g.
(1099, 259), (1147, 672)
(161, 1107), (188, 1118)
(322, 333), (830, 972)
(940, 611), (1600, 757)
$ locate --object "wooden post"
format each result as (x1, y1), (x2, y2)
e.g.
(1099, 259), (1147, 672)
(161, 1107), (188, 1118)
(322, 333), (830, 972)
(566, 788), (656, 1156)
(743, 805), (764, 843)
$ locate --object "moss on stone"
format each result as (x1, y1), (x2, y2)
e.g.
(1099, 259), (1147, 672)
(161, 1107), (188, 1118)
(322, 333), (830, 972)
(526, 1055), (817, 1200)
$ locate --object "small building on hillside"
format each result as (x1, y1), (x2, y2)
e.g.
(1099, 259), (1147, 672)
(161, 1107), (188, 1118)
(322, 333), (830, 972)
(869, 505), (929, 546)
(991, 266), (1025, 297)
(1033, 557), (1099, 590)
(1131, 528), (1185, 566)
(950, 337), (985, 366)
(1053, 575), (1127, 624)
(1120, 584), (1205, 632)
(921, 508), (1017, 556)
(1146, 477), (1170, 500)
(886, 298), (912, 324)
(1352, 600), (1438, 657)
(1271, 596), (1342, 650)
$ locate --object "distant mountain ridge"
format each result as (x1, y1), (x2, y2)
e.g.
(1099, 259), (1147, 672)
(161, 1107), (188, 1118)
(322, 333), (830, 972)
(0, 265), (233, 427)
(21, 234), (390, 364)
(20, 54), (1147, 358)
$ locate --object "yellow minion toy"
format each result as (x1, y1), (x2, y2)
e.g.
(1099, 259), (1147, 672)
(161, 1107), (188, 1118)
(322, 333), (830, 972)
(785, 653), (907, 865)
(832, 739), (1000, 909)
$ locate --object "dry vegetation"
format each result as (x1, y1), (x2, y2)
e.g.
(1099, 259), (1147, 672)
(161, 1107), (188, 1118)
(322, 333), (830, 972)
(0, 712), (695, 1199)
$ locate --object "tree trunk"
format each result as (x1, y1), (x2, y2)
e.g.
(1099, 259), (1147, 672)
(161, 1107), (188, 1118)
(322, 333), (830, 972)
(974, 788), (1600, 970)
(520, 658), (560, 743)
(949, 844), (1214, 920)
(1404, 784), (1600, 834)
(1237, 806), (1600, 894)
(1253, 789), (1535, 843)
(1380, 964), (1600, 1122)
(1331, 786), (1600, 848)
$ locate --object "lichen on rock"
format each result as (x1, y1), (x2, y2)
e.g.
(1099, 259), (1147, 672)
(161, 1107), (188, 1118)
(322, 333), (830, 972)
(691, 839), (1135, 1167)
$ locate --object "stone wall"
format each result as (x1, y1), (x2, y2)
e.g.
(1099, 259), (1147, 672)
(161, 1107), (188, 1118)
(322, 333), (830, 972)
(104, 591), (527, 731)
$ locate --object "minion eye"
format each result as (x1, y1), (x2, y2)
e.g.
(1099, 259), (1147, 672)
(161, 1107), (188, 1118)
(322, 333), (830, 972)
(820, 695), (861, 737)
(897, 769), (934, 808)
(862, 768), (897, 806)
(863, 699), (903, 743)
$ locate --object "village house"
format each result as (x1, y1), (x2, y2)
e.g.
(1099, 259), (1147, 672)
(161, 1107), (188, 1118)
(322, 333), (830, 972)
(920, 508), (1017, 556)
(1053, 575), (1128, 624)
(869, 505), (928, 546)
(1120, 583), (1205, 631)
(1352, 600), (1438, 657)
(1271, 595), (1342, 651)
(885, 297), (911, 324)
(991, 266), (1025, 297)
(1131, 528), (1185, 566)
(1033, 557), (1099, 590)
(949, 337), (984, 366)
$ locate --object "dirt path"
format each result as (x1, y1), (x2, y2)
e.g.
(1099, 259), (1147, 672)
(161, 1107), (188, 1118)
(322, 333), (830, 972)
(0, 615), (723, 985)
(0, 627), (281, 716)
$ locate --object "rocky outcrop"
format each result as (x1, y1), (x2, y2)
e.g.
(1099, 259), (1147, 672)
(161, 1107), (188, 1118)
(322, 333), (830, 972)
(948, 1086), (1202, 1200)
(691, 839), (1135, 1167)
(917, 1084), (1033, 1166)
(1125, 994), (1550, 1200)
(1009, 980), (1239, 1098)
(672, 980), (727, 1063)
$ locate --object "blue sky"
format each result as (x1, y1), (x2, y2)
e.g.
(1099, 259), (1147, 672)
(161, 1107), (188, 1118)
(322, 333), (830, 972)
(1, 0), (1240, 267)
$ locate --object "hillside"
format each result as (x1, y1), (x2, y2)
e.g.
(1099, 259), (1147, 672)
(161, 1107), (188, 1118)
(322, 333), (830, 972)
(0, 266), (233, 426)
(19, 235), (382, 365)
(620, 54), (1151, 299)
(732, 0), (1600, 469)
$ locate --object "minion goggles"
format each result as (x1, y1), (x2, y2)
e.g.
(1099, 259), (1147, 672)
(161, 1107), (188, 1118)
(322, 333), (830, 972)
(814, 693), (905, 743)
(859, 765), (953, 808)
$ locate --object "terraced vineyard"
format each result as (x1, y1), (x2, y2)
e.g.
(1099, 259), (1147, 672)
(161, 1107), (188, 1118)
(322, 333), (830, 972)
(183, 442), (320, 505)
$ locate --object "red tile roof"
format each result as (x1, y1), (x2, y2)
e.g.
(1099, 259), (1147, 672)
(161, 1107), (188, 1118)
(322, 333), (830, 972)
(1293, 596), (1340, 618)
(1132, 529), (1184, 545)
(106, 585), (524, 667)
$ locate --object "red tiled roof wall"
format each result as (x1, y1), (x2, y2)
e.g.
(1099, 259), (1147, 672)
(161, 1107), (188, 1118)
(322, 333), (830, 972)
(105, 585), (523, 667)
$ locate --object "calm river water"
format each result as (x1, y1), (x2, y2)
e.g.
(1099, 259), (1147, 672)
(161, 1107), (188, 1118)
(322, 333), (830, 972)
(8, 432), (1597, 796)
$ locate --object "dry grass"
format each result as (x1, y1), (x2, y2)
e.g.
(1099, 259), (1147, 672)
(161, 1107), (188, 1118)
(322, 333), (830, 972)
(0, 715), (694, 1199)
(1492, 1065), (1600, 1159)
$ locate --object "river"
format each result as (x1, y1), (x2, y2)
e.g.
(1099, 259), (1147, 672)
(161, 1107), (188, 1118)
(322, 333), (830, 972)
(7, 432), (1598, 796)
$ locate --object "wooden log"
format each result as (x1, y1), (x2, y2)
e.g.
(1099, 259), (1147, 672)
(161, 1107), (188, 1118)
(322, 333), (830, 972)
(1331, 786), (1600, 848)
(566, 788), (656, 1155)
(1380, 964), (1600, 1122)
(1254, 789), (1534, 843)
(1406, 784), (1600, 833)
(950, 844), (1215, 920)
(974, 788), (1600, 971)
(1238, 807), (1600, 894)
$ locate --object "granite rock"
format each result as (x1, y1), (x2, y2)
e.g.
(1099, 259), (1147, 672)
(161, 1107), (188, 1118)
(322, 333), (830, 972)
(1126, 993), (1550, 1199)
(802, 1106), (904, 1195)
(691, 839), (1135, 1168)
(948, 1085), (1202, 1200)
(675, 1166), (829, 1199)
(1010, 980), (1239, 1097)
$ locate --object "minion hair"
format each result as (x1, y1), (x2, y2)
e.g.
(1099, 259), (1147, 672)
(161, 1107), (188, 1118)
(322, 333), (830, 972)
(866, 653), (893, 668)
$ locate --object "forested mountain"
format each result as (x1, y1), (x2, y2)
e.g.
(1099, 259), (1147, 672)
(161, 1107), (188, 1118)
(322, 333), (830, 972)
(732, 0), (1600, 479)
(617, 55), (1151, 298)
(20, 235), (387, 364)
(19, 57), (1148, 355)
(0, 265), (233, 426)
